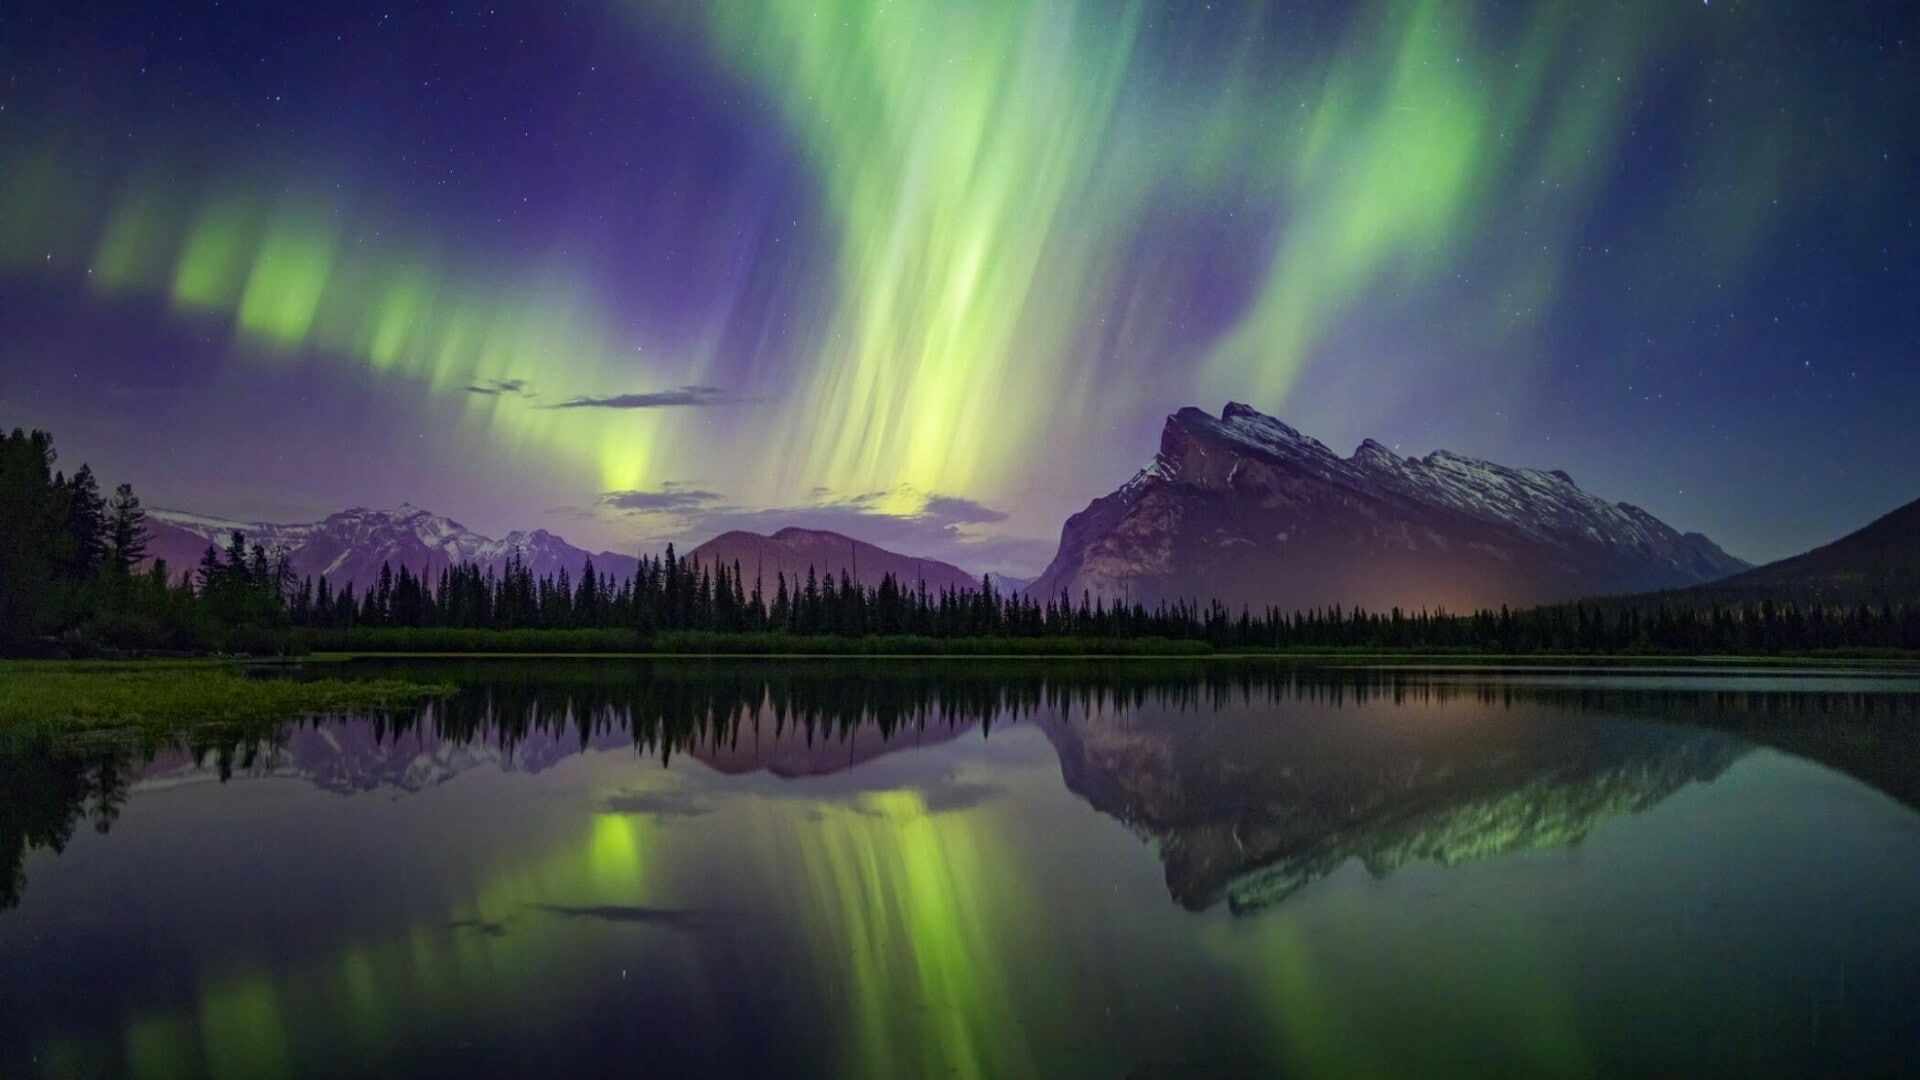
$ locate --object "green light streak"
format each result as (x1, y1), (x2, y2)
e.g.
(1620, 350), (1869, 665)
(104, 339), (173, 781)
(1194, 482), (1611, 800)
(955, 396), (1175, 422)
(125, 1013), (201, 1080)
(195, 972), (292, 1079)
(171, 196), (263, 311)
(366, 267), (436, 370)
(236, 206), (340, 348)
(684, 0), (1805, 503)
(696, 0), (1144, 502)
(1209, 0), (1489, 402)
(1202, 0), (1671, 402)
(769, 785), (1059, 1078)
(95, 179), (186, 293)
(0, 147), (686, 491)
(0, 0), (1819, 515)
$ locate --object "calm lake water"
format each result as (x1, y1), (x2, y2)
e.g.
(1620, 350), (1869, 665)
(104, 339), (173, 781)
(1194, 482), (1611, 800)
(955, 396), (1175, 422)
(4, 660), (1920, 1078)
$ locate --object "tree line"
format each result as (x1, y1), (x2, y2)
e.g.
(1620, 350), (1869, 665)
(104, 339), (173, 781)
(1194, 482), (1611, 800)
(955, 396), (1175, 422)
(2, 427), (291, 653)
(5, 426), (1917, 656)
(294, 554), (1920, 655)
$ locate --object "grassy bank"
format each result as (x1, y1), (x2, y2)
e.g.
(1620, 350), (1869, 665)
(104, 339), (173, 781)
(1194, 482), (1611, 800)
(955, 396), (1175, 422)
(0, 660), (453, 732)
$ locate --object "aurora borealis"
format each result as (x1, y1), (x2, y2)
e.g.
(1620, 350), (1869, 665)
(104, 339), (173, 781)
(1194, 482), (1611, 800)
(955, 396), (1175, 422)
(3, 1), (1917, 573)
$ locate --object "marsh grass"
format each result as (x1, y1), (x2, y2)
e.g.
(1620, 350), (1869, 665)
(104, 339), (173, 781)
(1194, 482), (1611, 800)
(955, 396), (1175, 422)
(0, 660), (453, 733)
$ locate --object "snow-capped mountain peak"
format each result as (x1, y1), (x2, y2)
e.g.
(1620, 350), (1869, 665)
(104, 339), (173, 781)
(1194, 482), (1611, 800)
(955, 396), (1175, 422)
(144, 504), (639, 587)
(1030, 402), (1747, 611)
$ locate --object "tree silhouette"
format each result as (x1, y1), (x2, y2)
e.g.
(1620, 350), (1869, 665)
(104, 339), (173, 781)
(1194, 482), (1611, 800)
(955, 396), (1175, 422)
(105, 482), (150, 573)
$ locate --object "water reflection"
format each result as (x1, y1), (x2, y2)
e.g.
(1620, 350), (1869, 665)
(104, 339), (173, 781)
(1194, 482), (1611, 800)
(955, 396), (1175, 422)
(1041, 695), (1748, 912)
(3, 661), (1919, 1077)
(1, 736), (146, 911)
(7, 662), (1920, 916)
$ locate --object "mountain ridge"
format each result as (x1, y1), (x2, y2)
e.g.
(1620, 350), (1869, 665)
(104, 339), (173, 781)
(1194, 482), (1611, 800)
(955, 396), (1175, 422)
(141, 404), (1793, 611)
(143, 505), (990, 595)
(146, 504), (642, 589)
(1643, 495), (1920, 607)
(1030, 402), (1747, 612)
(687, 527), (983, 596)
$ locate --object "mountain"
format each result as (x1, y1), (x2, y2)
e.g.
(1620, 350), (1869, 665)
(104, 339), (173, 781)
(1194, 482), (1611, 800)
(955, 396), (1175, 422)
(990, 573), (1036, 595)
(133, 719), (638, 796)
(1658, 496), (1920, 606)
(1033, 694), (1744, 914)
(145, 504), (640, 588)
(143, 505), (989, 596)
(1030, 403), (1747, 612)
(687, 527), (982, 595)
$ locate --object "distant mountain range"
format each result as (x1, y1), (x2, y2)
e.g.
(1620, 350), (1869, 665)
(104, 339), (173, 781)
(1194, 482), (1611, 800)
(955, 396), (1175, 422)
(147, 504), (642, 588)
(131, 711), (974, 795)
(687, 527), (981, 595)
(145, 403), (1909, 612)
(1030, 403), (1748, 612)
(1647, 495), (1920, 607)
(146, 506), (987, 595)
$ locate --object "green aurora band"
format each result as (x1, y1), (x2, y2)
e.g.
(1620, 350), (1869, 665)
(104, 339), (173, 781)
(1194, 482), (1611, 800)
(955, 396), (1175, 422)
(2, 0), (1808, 520)
(684, 0), (1800, 505)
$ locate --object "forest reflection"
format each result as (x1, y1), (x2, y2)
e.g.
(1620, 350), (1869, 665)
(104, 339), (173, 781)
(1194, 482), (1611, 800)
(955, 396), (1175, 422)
(5, 661), (1919, 914)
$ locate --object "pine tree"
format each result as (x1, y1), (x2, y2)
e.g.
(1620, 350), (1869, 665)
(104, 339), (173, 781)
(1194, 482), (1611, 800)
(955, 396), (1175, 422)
(105, 483), (150, 573)
(62, 464), (107, 577)
(224, 531), (251, 589)
(0, 429), (66, 638)
(197, 544), (225, 592)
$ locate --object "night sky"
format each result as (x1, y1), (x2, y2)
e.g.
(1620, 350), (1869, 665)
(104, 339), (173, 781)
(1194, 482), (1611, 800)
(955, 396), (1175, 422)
(3, 0), (1916, 576)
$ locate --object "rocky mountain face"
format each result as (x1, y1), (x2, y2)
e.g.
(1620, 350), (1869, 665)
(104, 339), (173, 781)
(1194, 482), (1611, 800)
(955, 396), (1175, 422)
(1030, 403), (1747, 612)
(687, 527), (982, 596)
(145, 504), (641, 588)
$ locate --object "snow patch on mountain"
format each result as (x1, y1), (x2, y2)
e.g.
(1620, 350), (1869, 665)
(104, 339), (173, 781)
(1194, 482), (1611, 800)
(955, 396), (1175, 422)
(147, 504), (640, 588)
(1030, 402), (1748, 611)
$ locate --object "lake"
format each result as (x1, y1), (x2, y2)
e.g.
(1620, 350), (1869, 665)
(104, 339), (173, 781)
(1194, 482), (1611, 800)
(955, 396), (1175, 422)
(4, 660), (1920, 1077)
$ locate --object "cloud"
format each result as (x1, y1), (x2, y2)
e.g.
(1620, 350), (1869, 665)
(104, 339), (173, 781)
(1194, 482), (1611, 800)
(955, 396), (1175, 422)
(465, 378), (532, 397)
(446, 917), (510, 937)
(595, 483), (1054, 578)
(599, 789), (713, 817)
(468, 378), (733, 410)
(919, 494), (1009, 525)
(599, 483), (723, 514)
(532, 904), (733, 928)
(549, 385), (735, 409)
(916, 779), (1004, 815)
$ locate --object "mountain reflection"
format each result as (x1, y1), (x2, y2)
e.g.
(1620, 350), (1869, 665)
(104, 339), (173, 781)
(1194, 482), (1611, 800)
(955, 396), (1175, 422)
(1041, 700), (1744, 912)
(4, 661), (1917, 914)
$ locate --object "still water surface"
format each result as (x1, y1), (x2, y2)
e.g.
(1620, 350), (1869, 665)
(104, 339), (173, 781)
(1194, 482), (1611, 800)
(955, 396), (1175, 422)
(4, 660), (1920, 1077)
